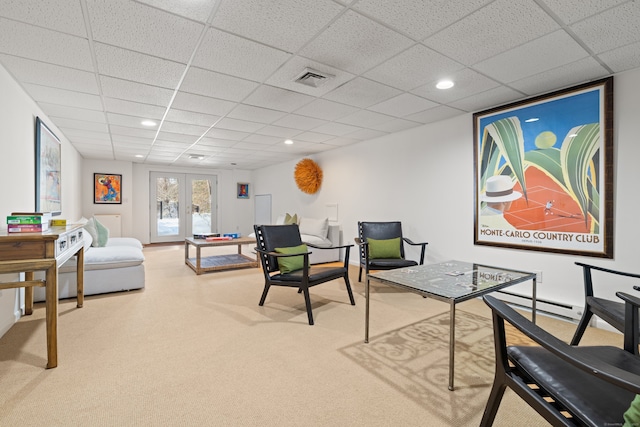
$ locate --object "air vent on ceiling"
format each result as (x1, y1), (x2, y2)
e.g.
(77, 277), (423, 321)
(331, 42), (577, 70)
(294, 68), (334, 88)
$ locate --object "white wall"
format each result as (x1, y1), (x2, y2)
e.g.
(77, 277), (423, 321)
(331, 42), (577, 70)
(252, 67), (640, 312)
(0, 64), (83, 337)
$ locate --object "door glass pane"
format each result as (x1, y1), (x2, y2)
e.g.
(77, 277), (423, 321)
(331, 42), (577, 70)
(156, 177), (179, 236)
(191, 179), (212, 234)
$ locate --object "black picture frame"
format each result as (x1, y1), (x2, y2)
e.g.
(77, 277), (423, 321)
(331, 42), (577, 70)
(94, 173), (122, 204)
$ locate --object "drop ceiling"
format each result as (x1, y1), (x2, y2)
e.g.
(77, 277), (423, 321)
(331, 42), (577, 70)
(1, 0), (639, 170)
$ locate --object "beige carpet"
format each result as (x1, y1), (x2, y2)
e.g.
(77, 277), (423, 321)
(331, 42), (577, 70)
(0, 244), (623, 426)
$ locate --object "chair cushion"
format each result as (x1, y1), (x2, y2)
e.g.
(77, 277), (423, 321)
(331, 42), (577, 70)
(272, 266), (346, 283)
(275, 244), (307, 273)
(369, 258), (417, 270)
(368, 237), (401, 259)
(624, 395), (640, 426)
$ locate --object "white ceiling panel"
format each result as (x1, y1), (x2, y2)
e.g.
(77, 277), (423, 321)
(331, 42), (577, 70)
(0, 18), (93, 71)
(424, 0), (559, 65)
(22, 84), (104, 110)
(0, 1), (636, 169)
(300, 10), (413, 75)
(87, 0), (204, 63)
(194, 28), (290, 82)
(474, 30), (589, 83)
(211, 0), (344, 52)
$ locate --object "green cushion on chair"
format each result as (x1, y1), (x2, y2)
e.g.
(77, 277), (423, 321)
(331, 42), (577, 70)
(367, 237), (401, 259)
(275, 244), (308, 274)
(624, 394), (640, 427)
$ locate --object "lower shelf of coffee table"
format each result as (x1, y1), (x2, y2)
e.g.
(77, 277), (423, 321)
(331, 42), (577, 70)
(186, 254), (258, 274)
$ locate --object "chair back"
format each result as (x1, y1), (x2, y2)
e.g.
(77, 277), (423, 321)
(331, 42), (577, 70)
(358, 221), (406, 260)
(254, 224), (304, 273)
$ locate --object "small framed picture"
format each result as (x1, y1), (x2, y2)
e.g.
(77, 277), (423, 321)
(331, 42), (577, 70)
(94, 173), (122, 204)
(237, 183), (249, 199)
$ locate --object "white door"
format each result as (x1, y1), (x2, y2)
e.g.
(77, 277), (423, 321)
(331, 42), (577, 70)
(149, 172), (217, 243)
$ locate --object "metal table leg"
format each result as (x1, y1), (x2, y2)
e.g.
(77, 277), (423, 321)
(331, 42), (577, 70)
(448, 302), (456, 391)
(365, 277), (370, 343)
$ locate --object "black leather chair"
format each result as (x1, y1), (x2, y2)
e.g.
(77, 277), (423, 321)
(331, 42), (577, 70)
(480, 292), (640, 427)
(570, 262), (640, 354)
(253, 224), (355, 325)
(355, 221), (427, 282)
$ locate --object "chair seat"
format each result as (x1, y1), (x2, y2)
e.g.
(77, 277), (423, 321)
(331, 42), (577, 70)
(271, 266), (347, 283)
(508, 345), (637, 426)
(368, 258), (417, 270)
(587, 296), (625, 331)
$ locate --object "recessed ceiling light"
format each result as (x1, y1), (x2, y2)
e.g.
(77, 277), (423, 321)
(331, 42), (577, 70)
(189, 154), (205, 160)
(525, 118), (539, 123)
(284, 139), (293, 145)
(141, 120), (157, 127)
(135, 154), (144, 158)
(436, 79), (454, 89)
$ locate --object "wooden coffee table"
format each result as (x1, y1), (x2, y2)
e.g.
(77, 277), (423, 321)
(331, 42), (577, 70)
(185, 236), (258, 275)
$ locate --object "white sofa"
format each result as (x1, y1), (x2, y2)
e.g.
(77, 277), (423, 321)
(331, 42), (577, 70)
(34, 234), (145, 301)
(251, 215), (342, 264)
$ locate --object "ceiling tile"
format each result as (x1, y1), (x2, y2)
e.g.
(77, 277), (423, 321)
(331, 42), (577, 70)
(0, 54), (99, 94)
(323, 77), (401, 108)
(367, 93), (438, 117)
(365, 44), (465, 91)
(543, 0), (629, 25)
(300, 10), (414, 74)
(106, 112), (156, 129)
(180, 67), (258, 101)
(473, 30), (589, 83)
(448, 86), (523, 113)
(110, 125), (157, 138)
(206, 128), (250, 141)
(0, 0), (87, 37)
(160, 121), (209, 136)
(100, 76), (174, 106)
(370, 118), (422, 133)
(294, 131), (334, 143)
(87, 0), (204, 63)
(171, 91), (236, 117)
(598, 41), (640, 73)
(227, 104), (288, 124)
(211, 0), (344, 52)
(354, 0), (491, 40)
(103, 97), (166, 119)
(242, 134), (283, 145)
(272, 114), (328, 131)
(94, 43), (186, 88)
(137, 0), (216, 23)
(312, 122), (362, 137)
(337, 109), (395, 128)
(411, 68), (500, 103)
(193, 28), (290, 82)
(345, 128), (387, 140)
(41, 103), (106, 123)
(215, 118), (265, 133)
(424, 0), (559, 65)
(61, 128), (111, 142)
(164, 108), (219, 127)
(157, 131), (198, 144)
(243, 85), (315, 112)
(199, 138), (237, 148)
(405, 105), (467, 124)
(570, 2), (640, 53)
(0, 18), (93, 71)
(53, 118), (109, 133)
(322, 137), (359, 146)
(22, 84), (104, 110)
(510, 57), (609, 95)
(255, 125), (301, 138)
(293, 99), (359, 121)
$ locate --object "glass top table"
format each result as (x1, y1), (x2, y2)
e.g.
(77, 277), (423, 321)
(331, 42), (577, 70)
(366, 260), (536, 391)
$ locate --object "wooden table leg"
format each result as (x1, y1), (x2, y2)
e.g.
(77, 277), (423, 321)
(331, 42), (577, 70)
(45, 262), (58, 369)
(76, 248), (84, 308)
(24, 271), (34, 315)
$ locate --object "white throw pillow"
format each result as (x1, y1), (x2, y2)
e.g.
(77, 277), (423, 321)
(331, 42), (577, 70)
(299, 217), (329, 239)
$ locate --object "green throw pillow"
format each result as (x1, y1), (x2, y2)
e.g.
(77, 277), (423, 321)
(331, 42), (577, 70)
(275, 244), (307, 274)
(624, 394), (640, 427)
(367, 237), (401, 259)
(284, 213), (298, 225)
(92, 216), (110, 247)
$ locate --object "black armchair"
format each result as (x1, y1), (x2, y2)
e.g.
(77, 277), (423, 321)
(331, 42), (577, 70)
(355, 221), (427, 282)
(253, 224), (355, 325)
(569, 261), (640, 353)
(480, 292), (640, 427)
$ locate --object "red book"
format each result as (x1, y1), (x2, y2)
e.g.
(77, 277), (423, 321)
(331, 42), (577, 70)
(205, 236), (233, 241)
(8, 224), (44, 233)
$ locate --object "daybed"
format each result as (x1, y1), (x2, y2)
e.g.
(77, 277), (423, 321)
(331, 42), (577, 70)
(34, 232), (145, 301)
(250, 215), (341, 264)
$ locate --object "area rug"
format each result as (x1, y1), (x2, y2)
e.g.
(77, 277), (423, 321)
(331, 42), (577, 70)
(340, 310), (500, 424)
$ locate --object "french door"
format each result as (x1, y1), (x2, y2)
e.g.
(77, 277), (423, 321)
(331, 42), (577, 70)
(149, 172), (217, 243)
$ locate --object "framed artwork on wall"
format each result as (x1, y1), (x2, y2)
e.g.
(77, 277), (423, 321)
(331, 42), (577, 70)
(473, 77), (614, 258)
(35, 117), (62, 215)
(237, 183), (249, 199)
(94, 173), (122, 204)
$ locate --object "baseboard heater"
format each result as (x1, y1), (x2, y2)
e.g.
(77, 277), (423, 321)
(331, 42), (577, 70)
(494, 290), (584, 322)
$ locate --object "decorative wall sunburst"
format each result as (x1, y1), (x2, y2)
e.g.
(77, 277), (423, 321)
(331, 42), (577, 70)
(294, 158), (323, 194)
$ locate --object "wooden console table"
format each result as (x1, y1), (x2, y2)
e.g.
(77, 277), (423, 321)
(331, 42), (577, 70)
(0, 224), (85, 368)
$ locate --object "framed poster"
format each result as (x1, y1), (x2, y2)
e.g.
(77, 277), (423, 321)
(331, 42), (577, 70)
(237, 183), (249, 199)
(94, 173), (122, 204)
(35, 117), (62, 215)
(473, 77), (613, 258)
